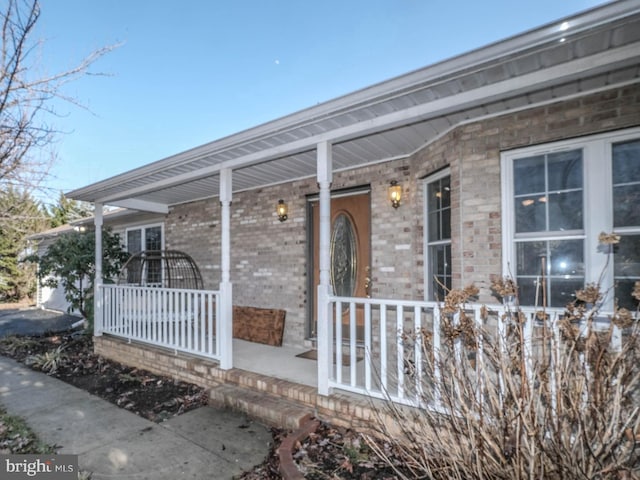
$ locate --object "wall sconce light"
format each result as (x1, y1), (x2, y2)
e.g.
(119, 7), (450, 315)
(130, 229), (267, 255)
(276, 199), (288, 222)
(388, 181), (402, 209)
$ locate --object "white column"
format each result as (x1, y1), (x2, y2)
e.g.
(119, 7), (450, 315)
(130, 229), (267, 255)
(317, 141), (333, 396)
(94, 203), (104, 336)
(219, 168), (233, 370)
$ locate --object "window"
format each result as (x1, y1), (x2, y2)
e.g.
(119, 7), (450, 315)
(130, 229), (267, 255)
(126, 224), (163, 285)
(502, 128), (640, 310)
(424, 169), (451, 301)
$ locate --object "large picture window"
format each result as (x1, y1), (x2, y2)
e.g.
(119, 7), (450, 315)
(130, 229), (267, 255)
(424, 169), (451, 301)
(502, 128), (640, 310)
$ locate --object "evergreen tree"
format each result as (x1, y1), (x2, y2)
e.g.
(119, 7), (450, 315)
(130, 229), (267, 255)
(0, 187), (49, 301)
(48, 192), (92, 228)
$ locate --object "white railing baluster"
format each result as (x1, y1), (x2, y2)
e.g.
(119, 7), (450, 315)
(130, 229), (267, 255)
(124, 287), (128, 334)
(380, 305), (387, 391)
(350, 302), (357, 388)
(549, 312), (559, 418)
(161, 289), (167, 344)
(414, 305), (423, 401)
(327, 299), (334, 381)
(129, 288), (134, 336)
(154, 289), (159, 342)
(215, 293), (221, 356)
(524, 310), (534, 395)
(364, 303), (372, 392)
(168, 290), (174, 346)
(188, 292), (193, 350)
(475, 305), (484, 407)
(396, 306), (404, 399)
(497, 308), (507, 408)
(336, 301), (343, 385)
(150, 288), (156, 342)
(180, 290), (186, 350)
(207, 293), (213, 355)
(433, 305), (442, 408)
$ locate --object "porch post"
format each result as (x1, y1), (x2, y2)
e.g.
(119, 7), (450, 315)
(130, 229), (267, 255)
(219, 168), (233, 370)
(94, 203), (104, 336)
(317, 141), (333, 396)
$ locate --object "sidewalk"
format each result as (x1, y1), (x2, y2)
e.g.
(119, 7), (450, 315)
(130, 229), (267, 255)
(0, 356), (272, 479)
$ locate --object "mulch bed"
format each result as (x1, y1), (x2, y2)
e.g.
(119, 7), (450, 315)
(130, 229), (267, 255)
(239, 422), (413, 479)
(0, 332), (207, 423)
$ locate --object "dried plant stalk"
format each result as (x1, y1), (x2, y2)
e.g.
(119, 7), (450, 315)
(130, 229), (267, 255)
(367, 284), (640, 480)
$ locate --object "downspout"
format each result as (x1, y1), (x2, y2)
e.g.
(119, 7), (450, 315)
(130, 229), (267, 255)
(94, 203), (104, 336)
(219, 168), (233, 370)
(317, 141), (333, 396)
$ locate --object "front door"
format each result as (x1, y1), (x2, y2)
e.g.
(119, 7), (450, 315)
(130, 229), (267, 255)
(309, 190), (371, 341)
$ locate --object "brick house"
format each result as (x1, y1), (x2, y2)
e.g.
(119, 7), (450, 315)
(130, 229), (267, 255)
(65, 2), (640, 427)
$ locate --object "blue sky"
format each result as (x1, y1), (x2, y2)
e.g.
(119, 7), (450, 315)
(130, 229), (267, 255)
(34, 0), (607, 204)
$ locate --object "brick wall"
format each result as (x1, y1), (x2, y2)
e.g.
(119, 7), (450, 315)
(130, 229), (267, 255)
(161, 84), (639, 345)
(163, 161), (416, 346)
(410, 84), (640, 302)
(94, 335), (407, 432)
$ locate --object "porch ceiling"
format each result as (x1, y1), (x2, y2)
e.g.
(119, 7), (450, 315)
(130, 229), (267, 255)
(67, 1), (640, 211)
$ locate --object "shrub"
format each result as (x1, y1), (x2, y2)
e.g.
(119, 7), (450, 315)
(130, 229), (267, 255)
(28, 228), (128, 330)
(26, 345), (67, 374)
(368, 281), (640, 479)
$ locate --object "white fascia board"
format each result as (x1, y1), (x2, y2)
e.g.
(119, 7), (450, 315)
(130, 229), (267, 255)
(94, 43), (640, 204)
(106, 199), (169, 214)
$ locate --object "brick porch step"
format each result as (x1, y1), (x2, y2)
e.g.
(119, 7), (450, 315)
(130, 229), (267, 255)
(208, 383), (314, 430)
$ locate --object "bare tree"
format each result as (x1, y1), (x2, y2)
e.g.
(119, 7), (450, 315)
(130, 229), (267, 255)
(0, 0), (115, 302)
(0, 0), (114, 193)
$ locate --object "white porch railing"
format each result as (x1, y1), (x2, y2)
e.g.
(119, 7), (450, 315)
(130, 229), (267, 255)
(98, 284), (221, 361)
(325, 295), (619, 409)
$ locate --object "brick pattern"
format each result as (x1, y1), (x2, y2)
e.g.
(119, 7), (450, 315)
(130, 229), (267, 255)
(159, 84), (639, 345)
(95, 335), (398, 433)
(163, 163), (416, 346)
(414, 85), (640, 302)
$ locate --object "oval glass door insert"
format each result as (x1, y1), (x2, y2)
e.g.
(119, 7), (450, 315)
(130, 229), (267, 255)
(330, 213), (357, 297)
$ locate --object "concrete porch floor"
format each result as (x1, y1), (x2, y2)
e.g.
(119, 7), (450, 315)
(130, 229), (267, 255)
(232, 338), (318, 388)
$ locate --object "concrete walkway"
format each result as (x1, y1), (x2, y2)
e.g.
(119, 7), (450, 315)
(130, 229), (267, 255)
(0, 356), (272, 479)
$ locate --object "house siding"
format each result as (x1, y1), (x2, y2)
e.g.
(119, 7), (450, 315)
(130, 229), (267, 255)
(163, 83), (640, 347)
(440, 84), (640, 301)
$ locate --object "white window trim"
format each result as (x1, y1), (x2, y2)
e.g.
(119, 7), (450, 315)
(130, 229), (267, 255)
(423, 167), (451, 301)
(501, 126), (640, 310)
(125, 223), (165, 253)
